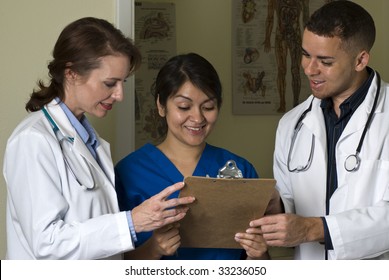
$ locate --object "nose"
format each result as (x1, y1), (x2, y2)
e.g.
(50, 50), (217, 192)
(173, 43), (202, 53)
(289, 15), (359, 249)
(112, 83), (124, 102)
(190, 107), (205, 123)
(302, 57), (319, 77)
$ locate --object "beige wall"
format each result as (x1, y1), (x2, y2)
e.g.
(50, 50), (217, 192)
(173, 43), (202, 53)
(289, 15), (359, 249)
(0, 0), (388, 259)
(141, 0), (389, 180)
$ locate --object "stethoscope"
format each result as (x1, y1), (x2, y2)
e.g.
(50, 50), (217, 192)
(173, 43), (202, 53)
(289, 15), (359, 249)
(287, 72), (381, 173)
(42, 107), (96, 189)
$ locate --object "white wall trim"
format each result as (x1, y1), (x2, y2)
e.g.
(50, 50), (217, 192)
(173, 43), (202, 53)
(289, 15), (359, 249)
(114, 0), (135, 162)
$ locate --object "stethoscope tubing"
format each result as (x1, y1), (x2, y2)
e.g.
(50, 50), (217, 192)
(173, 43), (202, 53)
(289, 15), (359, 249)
(344, 72), (380, 172)
(287, 96), (315, 173)
(288, 71), (381, 173)
(41, 106), (94, 189)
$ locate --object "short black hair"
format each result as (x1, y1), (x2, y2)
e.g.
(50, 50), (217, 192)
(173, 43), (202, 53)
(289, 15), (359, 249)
(305, 1), (375, 53)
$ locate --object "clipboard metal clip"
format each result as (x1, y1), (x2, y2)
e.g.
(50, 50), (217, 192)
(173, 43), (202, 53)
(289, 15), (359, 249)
(217, 160), (243, 179)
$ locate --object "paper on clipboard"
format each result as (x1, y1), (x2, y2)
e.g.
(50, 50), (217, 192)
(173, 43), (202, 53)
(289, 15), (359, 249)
(178, 176), (276, 249)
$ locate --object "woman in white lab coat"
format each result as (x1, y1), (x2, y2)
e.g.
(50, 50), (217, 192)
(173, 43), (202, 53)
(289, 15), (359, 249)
(249, 1), (389, 259)
(3, 17), (194, 260)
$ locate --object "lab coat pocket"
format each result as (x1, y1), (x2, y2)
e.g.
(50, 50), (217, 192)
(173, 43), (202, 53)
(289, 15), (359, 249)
(345, 159), (389, 206)
(383, 185), (389, 202)
(368, 159), (389, 202)
(382, 161), (389, 202)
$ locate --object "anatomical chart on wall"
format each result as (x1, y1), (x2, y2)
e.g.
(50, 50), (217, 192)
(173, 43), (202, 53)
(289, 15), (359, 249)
(232, 0), (334, 115)
(134, 1), (176, 148)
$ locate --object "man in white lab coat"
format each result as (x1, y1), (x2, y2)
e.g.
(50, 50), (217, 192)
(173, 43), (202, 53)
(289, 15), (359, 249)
(250, 1), (389, 259)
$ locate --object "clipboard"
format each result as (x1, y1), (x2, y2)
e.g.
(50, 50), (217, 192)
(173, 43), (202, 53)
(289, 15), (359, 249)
(178, 176), (276, 249)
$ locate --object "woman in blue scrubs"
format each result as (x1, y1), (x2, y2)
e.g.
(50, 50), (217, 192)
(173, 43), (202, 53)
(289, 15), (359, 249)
(115, 53), (270, 260)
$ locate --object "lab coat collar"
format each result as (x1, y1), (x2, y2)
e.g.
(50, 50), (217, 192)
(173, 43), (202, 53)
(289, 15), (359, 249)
(300, 96), (327, 147)
(44, 100), (114, 187)
(339, 71), (384, 140)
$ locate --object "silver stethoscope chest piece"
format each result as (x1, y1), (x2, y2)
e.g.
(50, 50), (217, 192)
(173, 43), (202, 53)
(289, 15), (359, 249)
(344, 153), (361, 172)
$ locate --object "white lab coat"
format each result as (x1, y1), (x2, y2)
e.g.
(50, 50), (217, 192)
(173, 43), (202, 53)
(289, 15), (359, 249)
(274, 72), (389, 259)
(3, 100), (134, 259)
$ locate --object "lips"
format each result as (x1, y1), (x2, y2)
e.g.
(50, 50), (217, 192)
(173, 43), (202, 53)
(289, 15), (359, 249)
(100, 102), (113, 110)
(186, 125), (206, 134)
(310, 79), (324, 91)
(187, 126), (202, 131)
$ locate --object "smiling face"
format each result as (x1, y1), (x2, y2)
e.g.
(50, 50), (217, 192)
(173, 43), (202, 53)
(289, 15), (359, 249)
(157, 81), (219, 149)
(63, 54), (130, 119)
(301, 29), (369, 106)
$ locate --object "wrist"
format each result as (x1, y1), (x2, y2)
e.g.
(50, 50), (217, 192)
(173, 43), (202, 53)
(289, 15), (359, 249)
(306, 217), (325, 243)
(144, 237), (163, 260)
(131, 206), (143, 233)
(246, 250), (270, 260)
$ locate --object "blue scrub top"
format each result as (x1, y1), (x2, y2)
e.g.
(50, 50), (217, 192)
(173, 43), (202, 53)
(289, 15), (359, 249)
(115, 143), (259, 260)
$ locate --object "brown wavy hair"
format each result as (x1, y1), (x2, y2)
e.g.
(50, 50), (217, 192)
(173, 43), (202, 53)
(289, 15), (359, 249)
(26, 17), (141, 112)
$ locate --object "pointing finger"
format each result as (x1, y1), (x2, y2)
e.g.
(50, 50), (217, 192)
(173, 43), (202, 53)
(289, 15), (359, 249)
(155, 182), (185, 200)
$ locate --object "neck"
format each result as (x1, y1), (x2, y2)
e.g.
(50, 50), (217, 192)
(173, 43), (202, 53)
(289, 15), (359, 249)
(332, 70), (370, 117)
(157, 138), (206, 177)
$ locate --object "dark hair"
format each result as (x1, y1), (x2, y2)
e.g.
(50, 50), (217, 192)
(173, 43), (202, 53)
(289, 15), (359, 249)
(26, 17), (141, 112)
(305, 1), (375, 53)
(153, 52), (222, 137)
(154, 53), (222, 107)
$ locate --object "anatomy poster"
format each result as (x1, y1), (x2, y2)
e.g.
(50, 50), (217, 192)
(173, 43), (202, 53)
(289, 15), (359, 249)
(134, 1), (176, 148)
(232, 0), (334, 115)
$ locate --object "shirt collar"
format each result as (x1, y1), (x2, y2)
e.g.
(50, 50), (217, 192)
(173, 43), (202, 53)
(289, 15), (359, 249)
(55, 98), (99, 148)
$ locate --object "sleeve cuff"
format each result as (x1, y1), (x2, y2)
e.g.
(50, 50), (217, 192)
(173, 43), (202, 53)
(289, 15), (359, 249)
(126, 210), (138, 243)
(321, 217), (333, 250)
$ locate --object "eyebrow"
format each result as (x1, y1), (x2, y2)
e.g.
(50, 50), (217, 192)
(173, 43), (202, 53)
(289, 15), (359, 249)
(302, 47), (335, 60)
(106, 77), (127, 82)
(173, 95), (216, 103)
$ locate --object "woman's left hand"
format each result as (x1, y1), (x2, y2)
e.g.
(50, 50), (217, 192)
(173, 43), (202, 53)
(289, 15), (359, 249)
(235, 228), (269, 260)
